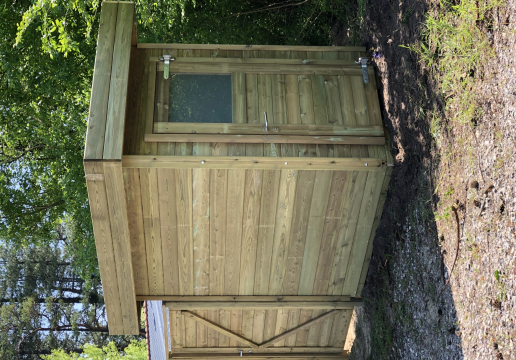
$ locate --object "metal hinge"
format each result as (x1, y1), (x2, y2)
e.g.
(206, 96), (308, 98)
(159, 54), (176, 79)
(355, 57), (371, 84)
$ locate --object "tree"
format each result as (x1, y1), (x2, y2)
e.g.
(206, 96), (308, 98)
(41, 340), (147, 360)
(0, 238), (143, 359)
(0, 0), (99, 279)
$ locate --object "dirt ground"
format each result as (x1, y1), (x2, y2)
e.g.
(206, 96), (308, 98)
(332, 0), (516, 359)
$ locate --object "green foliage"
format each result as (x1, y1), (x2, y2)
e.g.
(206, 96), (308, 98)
(15, 0), (102, 57)
(41, 340), (147, 360)
(0, 0), (99, 279)
(135, 0), (351, 45)
(400, 0), (503, 124)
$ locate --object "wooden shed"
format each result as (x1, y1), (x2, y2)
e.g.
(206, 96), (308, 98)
(84, 2), (393, 358)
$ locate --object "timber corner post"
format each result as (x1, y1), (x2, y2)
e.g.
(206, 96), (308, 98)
(84, 1), (139, 335)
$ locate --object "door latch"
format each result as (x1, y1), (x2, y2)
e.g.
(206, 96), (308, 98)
(159, 55), (175, 79)
(355, 57), (371, 84)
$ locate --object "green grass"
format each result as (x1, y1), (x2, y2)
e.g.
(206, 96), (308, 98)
(401, 0), (503, 125)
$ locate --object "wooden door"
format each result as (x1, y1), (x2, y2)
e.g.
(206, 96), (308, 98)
(144, 56), (384, 145)
(163, 303), (352, 359)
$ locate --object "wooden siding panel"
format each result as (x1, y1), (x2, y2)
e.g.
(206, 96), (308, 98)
(103, 162), (138, 334)
(282, 170), (316, 296)
(123, 168), (149, 296)
(104, 2), (134, 159)
(351, 76), (370, 126)
(342, 169), (385, 296)
(298, 171), (333, 295)
(157, 169), (181, 295)
(85, 2), (118, 159)
(268, 169), (298, 295)
(313, 171), (349, 295)
(140, 168), (164, 295)
(253, 169), (280, 295)
(337, 76), (356, 126)
(175, 169), (194, 295)
(239, 169), (263, 295)
(84, 161), (124, 334)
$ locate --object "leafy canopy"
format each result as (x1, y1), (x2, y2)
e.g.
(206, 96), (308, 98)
(41, 340), (147, 360)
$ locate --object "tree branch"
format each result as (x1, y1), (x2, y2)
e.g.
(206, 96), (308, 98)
(218, 0), (310, 20)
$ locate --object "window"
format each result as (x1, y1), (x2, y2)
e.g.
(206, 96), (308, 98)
(168, 74), (232, 124)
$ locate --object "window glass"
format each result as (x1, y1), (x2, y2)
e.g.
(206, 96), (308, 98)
(168, 74), (232, 123)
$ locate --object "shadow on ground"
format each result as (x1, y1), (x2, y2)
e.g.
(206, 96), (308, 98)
(333, 1), (464, 359)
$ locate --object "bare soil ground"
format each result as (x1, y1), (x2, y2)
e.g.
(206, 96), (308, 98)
(332, 0), (516, 359)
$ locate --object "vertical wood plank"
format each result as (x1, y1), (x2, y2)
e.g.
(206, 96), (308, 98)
(273, 309), (289, 347)
(175, 169), (194, 295)
(230, 309), (243, 347)
(328, 170), (368, 296)
(313, 171), (349, 295)
(351, 76), (370, 126)
(84, 161), (124, 334)
(104, 2), (134, 159)
(85, 2), (118, 159)
(357, 143), (392, 296)
(284, 308), (301, 346)
(324, 76), (344, 125)
(337, 75), (357, 126)
(171, 310), (183, 348)
(103, 161), (138, 334)
(282, 170), (316, 296)
(294, 309), (312, 346)
(239, 170), (263, 295)
(268, 169), (298, 295)
(253, 169), (280, 295)
(162, 305), (170, 354)
(342, 170), (385, 296)
(219, 309), (231, 347)
(330, 309), (352, 348)
(297, 171), (333, 295)
(157, 169), (180, 295)
(272, 74), (287, 124)
(123, 47), (146, 157)
(224, 169), (245, 295)
(298, 75), (315, 125)
(307, 52), (328, 125)
(263, 310), (278, 342)
(123, 168), (149, 296)
(140, 168), (164, 295)
(208, 143), (228, 347)
(364, 68), (383, 126)
(232, 73), (247, 124)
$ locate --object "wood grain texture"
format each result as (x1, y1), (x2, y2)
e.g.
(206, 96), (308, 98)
(175, 169), (194, 295)
(239, 169), (263, 295)
(123, 168), (149, 295)
(84, 2), (117, 159)
(104, 2), (134, 159)
(342, 169), (385, 296)
(140, 168), (164, 295)
(154, 122), (384, 136)
(138, 43), (365, 52)
(282, 170), (316, 296)
(258, 310), (337, 349)
(84, 161), (124, 334)
(157, 168), (181, 295)
(146, 133), (385, 145)
(103, 161), (138, 334)
(168, 354), (349, 359)
(122, 155), (383, 171)
(297, 171), (333, 295)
